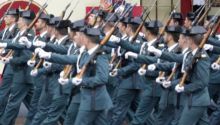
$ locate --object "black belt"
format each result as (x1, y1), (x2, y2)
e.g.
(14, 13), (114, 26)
(80, 84), (104, 90)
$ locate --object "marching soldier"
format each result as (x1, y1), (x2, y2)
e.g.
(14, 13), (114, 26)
(20, 13), (51, 125)
(0, 8), (19, 120)
(148, 26), (210, 125)
(0, 10), (36, 125)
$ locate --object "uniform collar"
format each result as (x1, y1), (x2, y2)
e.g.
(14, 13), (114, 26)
(182, 48), (189, 54)
(192, 48), (198, 56)
(40, 31), (48, 38)
(57, 35), (68, 45)
(87, 45), (99, 55)
(9, 24), (16, 32)
(147, 38), (157, 46)
(168, 43), (178, 52)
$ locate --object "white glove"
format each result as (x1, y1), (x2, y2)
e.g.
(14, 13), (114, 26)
(60, 71), (65, 78)
(156, 77), (165, 84)
(125, 51), (138, 59)
(27, 60), (36, 67)
(147, 64), (156, 71)
(30, 69), (38, 77)
(109, 69), (118, 77)
(203, 44), (213, 51)
(211, 63), (220, 70)
(71, 77), (82, 85)
(43, 61), (52, 69)
(34, 48), (44, 55)
(162, 81), (171, 88)
(18, 37), (32, 48)
(58, 77), (69, 85)
(2, 57), (12, 64)
(138, 68), (146, 76)
(38, 50), (51, 59)
(175, 84), (184, 93)
(33, 40), (46, 48)
(109, 35), (120, 43)
(147, 46), (162, 57)
(0, 43), (7, 48)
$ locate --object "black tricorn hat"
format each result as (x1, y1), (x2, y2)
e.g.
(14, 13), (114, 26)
(20, 10), (35, 20)
(70, 19), (86, 31)
(55, 20), (71, 29)
(6, 9), (19, 16)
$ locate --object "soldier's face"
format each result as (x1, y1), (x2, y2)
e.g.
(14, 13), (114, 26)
(178, 34), (186, 48)
(74, 32), (83, 46)
(118, 22), (126, 32)
(184, 18), (192, 29)
(164, 32), (169, 43)
(35, 19), (46, 32)
(47, 26), (54, 36)
(17, 17), (26, 30)
(88, 14), (96, 26)
(4, 15), (16, 26)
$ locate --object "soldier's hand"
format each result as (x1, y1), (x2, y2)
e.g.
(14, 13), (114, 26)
(203, 44), (213, 51)
(2, 57), (12, 64)
(138, 68), (146, 76)
(34, 48), (44, 55)
(147, 46), (162, 57)
(30, 69), (38, 77)
(72, 77), (82, 85)
(175, 84), (184, 93)
(0, 43), (7, 48)
(125, 51), (138, 59)
(109, 35), (120, 43)
(19, 37), (32, 48)
(58, 77), (69, 85)
(147, 64), (156, 71)
(109, 69), (118, 77)
(33, 40), (46, 48)
(27, 60), (36, 67)
(38, 50), (51, 59)
(43, 61), (52, 69)
(156, 77), (165, 84)
(162, 80), (171, 88)
(211, 63), (220, 70)
(60, 71), (65, 78)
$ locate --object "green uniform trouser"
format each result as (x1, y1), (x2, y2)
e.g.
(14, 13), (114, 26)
(130, 90), (160, 125)
(209, 84), (220, 125)
(178, 106), (209, 125)
(63, 99), (80, 125)
(156, 105), (175, 125)
(42, 94), (69, 125)
(31, 77), (53, 125)
(74, 110), (109, 125)
(41, 73), (69, 125)
(0, 65), (13, 118)
(0, 73), (33, 125)
(111, 89), (142, 125)
(24, 76), (45, 125)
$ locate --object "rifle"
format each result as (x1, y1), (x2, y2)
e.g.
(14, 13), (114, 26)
(75, 4), (134, 79)
(196, 0), (215, 25)
(60, 0), (73, 19)
(179, 20), (217, 87)
(5, 1), (48, 60)
(24, 0), (33, 10)
(65, 0), (80, 20)
(139, 0), (180, 73)
(110, 0), (158, 72)
(0, 0), (15, 26)
(191, 0), (209, 25)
